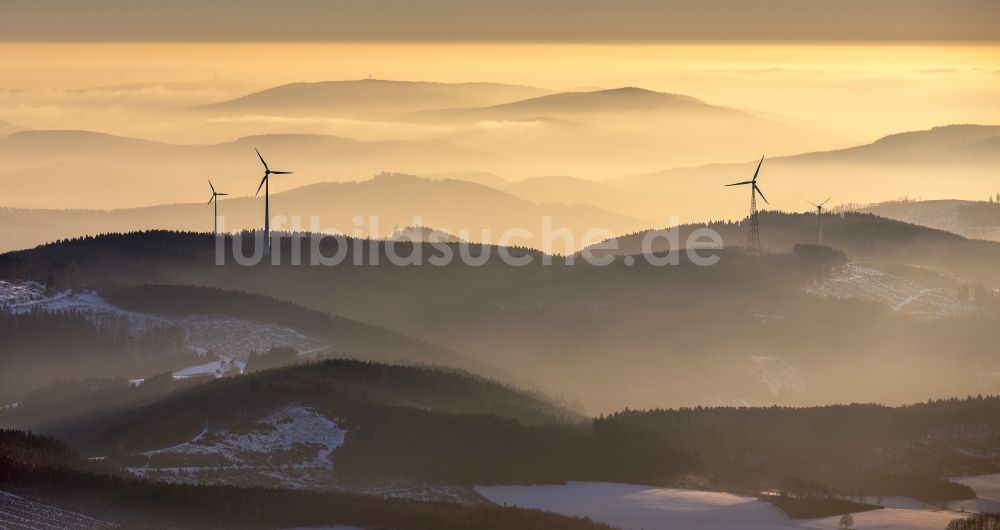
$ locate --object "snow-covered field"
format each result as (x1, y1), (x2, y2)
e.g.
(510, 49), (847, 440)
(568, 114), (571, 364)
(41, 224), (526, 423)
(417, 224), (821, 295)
(0, 280), (329, 367)
(0, 490), (115, 529)
(476, 482), (963, 530)
(806, 264), (977, 319)
(281, 527), (367, 530)
(949, 473), (1000, 513)
(130, 405), (346, 489)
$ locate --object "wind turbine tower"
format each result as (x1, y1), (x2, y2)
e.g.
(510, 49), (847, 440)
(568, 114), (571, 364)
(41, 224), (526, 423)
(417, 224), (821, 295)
(254, 148), (293, 255)
(726, 156), (769, 253)
(207, 180), (228, 235)
(807, 197), (831, 245)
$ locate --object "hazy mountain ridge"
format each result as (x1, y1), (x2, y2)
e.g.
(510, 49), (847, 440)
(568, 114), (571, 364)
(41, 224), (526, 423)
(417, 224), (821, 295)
(504, 175), (642, 218)
(854, 199), (1000, 242)
(402, 87), (722, 121)
(788, 124), (1000, 164)
(615, 125), (1000, 187)
(0, 130), (493, 209)
(604, 124), (1000, 222)
(0, 172), (647, 253)
(0, 118), (22, 136)
(200, 79), (550, 117)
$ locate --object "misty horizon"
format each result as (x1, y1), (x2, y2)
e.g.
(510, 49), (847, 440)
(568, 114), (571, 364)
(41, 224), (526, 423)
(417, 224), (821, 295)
(2, 3), (1000, 530)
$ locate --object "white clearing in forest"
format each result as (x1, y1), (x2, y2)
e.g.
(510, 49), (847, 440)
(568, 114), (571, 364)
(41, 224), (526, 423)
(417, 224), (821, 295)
(172, 357), (245, 379)
(750, 356), (804, 395)
(1, 280), (329, 363)
(806, 265), (976, 320)
(475, 482), (965, 530)
(0, 280), (47, 307)
(142, 405), (346, 468)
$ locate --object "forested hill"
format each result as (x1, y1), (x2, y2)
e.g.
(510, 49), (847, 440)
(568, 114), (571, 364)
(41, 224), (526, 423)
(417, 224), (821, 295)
(51, 359), (700, 487)
(67, 358), (584, 451)
(592, 211), (1000, 286)
(101, 283), (495, 375)
(0, 430), (615, 530)
(597, 396), (1000, 502)
(2, 227), (999, 413)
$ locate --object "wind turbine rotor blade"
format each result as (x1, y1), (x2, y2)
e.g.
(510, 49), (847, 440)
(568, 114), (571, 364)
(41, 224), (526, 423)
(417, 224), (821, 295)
(751, 156), (764, 182)
(270, 170), (292, 175)
(209, 179), (215, 193)
(726, 180), (753, 187)
(807, 201), (818, 207)
(255, 148), (269, 171)
(820, 197), (832, 206)
(754, 184), (769, 204)
(255, 175), (267, 196)
(217, 193), (229, 196)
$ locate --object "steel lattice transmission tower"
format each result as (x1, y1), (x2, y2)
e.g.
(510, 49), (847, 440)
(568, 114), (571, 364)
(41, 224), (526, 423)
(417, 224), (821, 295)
(726, 156), (769, 254)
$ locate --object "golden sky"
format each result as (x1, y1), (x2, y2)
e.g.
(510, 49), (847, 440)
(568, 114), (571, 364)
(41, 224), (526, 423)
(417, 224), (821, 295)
(2, 42), (997, 144)
(3, 0), (999, 42)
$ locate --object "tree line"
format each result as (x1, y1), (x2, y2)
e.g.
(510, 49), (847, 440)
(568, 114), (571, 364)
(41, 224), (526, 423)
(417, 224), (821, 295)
(0, 430), (614, 530)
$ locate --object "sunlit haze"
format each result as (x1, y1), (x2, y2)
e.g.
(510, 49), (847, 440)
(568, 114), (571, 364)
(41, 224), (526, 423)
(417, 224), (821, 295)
(2, 3), (1000, 528)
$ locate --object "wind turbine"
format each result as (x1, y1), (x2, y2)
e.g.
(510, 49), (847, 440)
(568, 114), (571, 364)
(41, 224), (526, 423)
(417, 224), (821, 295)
(726, 156), (768, 253)
(807, 197), (832, 245)
(207, 180), (228, 235)
(254, 148), (292, 254)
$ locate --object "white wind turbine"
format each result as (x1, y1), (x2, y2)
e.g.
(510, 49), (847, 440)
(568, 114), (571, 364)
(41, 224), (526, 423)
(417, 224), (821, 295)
(254, 148), (293, 255)
(207, 179), (228, 235)
(807, 197), (832, 245)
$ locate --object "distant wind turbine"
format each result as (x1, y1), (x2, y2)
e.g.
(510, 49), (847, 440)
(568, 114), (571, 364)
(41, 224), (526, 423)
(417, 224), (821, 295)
(254, 148), (292, 254)
(726, 156), (768, 253)
(207, 179), (228, 235)
(807, 197), (832, 245)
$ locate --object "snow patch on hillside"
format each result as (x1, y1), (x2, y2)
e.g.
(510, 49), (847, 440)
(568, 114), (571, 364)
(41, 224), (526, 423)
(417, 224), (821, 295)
(750, 356), (804, 395)
(172, 356), (245, 379)
(806, 265), (976, 319)
(143, 405), (346, 468)
(0, 280), (329, 361)
(130, 405), (346, 489)
(0, 280), (46, 307)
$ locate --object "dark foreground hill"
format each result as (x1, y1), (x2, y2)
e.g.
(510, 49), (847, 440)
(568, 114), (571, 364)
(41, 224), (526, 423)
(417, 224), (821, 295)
(29, 359), (698, 489)
(0, 430), (613, 530)
(7, 382), (998, 513)
(596, 396), (1000, 504)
